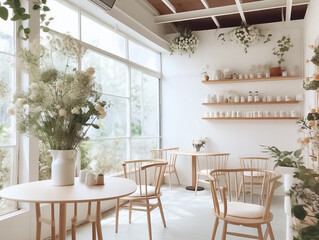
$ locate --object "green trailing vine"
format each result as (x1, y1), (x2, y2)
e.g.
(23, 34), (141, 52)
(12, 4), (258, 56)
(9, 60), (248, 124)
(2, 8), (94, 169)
(0, 0), (53, 40)
(272, 36), (294, 66)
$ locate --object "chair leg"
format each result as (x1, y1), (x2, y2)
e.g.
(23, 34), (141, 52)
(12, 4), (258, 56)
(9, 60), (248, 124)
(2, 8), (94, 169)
(237, 179), (243, 201)
(157, 197), (166, 228)
(221, 222), (227, 240)
(257, 225), (263, 240)
(267, 223), (275, 240)
(169, 171), (172, 189)
(129, 200), (132, 224)
(211, 217), (219, 240)
(115, 199), (120, 233)
(195, 173), (199, 196)
(174, 168), (181, 185)
(146, 199), (153, 240)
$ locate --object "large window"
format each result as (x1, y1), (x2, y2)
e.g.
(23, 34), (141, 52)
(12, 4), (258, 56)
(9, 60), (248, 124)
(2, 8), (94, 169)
(0, 17), (17, 215)
(39, 1), (161, 176)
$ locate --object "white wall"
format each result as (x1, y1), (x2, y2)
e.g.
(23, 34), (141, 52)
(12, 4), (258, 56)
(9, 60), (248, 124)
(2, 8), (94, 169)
(162, 21), (304, 188)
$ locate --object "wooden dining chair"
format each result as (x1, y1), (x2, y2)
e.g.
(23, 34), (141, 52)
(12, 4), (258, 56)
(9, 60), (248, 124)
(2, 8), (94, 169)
(209, 168), (281, 240)
(237, 156), (270, 200)
(195, 153), (230, 195)
(115, 159), (167, 240)
(151, 147), (180, 189)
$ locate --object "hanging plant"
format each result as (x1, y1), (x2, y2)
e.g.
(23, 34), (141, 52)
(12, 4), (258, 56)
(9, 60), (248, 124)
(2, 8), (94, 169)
(218, 23), (272, 53)
(169, 26), (199, 57)
(0, 0), (53, 40)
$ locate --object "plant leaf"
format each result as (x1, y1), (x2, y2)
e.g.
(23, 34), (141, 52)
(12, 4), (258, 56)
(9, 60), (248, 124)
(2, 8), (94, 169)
(0, 6), (8, 20)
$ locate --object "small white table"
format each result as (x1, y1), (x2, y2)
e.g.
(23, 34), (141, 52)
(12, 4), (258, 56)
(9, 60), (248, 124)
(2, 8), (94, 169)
(173, 151), (217, 191)
(0, 177), (136, 240)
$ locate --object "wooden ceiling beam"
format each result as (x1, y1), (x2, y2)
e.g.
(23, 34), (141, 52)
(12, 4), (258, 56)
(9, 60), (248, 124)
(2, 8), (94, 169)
(286, 0), (293, 21)
(235, 0), (247, 25)
(154, 0), (309, 24)
(162, 0), (176, 14)
(200, 0), (221, 28)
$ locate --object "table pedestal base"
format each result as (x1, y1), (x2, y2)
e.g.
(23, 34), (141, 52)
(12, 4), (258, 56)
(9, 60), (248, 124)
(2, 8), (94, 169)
(186, 186), (204, 191)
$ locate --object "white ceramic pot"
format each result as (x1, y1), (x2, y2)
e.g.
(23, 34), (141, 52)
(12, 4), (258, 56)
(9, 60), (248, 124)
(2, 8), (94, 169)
(50, 150), (76, 186)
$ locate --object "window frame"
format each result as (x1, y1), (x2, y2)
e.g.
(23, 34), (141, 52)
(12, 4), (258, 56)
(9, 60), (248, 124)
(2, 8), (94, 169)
(43, 0), (162, 172)
(0, 19), (19, 216)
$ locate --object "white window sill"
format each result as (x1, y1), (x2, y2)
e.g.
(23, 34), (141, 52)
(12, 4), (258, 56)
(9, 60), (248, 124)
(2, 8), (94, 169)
(0, 209), (29, 222)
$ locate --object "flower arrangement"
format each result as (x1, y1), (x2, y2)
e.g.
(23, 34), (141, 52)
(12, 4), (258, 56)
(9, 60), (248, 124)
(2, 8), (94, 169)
(303, 45), (319, 90)
(290, 166), (319, 239)
(192, 138), (207, 152)
(8, 34), (110, 150)
(169, 27), (199, 56)
(218, 23), (271, 53)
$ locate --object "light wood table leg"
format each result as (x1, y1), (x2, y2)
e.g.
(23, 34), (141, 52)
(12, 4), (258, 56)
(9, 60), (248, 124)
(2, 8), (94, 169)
(96, 201), (103, 240)
(51, 203), (56, 240)
(35, 203), (41, 240)
(186, 156), (204, 191)
(59, 203), (67, 240)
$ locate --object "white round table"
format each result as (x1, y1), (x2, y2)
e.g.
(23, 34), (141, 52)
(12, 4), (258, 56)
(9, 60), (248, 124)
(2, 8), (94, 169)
(173, 151), (218, 191)
(0, 177), (136, 240)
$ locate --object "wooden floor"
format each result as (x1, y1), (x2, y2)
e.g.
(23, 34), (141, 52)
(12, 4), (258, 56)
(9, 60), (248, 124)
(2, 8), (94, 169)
(66, 185), (286, 240)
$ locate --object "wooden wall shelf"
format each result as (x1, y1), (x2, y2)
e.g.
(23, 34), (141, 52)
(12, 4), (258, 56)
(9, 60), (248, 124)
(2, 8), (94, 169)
(202, 117), (299, 120)
(202, 76), (300, 84)
(202, 101), (300, 106)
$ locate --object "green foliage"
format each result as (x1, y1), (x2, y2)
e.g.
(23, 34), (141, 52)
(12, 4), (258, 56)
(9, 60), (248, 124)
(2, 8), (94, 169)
(290, 166), (319, 240)
(80, 142), (91, 170)
(0, 0), (53, 40)
(131, 120), (142, 136)
(303, 80), (319, 91)
(261, 145), (303, 169)
(38, 143), (52, 180)
(272, 36), (294, 66)
(0, 149), (10, 190)
(311, 45), (319, 67)
(307, 112), (319, 121)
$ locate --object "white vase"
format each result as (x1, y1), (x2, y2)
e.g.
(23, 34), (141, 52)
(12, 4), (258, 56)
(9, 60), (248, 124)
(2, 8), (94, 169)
(50, 150), (76, 186)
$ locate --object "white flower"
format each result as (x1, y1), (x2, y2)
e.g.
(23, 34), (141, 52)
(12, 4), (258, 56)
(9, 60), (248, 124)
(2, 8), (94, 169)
(56, 80), (63, 90)
(7, 105), (15, 115)
(16, 98), (27, 107)
(59, 109), (67, 117)
(82, 106), (89, 113)
(71, 107), (80, 115)
(48, 111), (57, 118)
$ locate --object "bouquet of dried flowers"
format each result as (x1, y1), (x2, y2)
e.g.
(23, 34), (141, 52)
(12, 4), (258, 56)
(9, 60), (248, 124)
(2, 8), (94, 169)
(8, 34), (110, 150)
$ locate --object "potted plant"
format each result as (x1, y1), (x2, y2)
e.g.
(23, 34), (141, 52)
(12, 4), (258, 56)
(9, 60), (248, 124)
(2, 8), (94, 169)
(303, 45), (319, 89)
(201, 64), (209, 81)
(270, 36), (294, 76)
(261, 145), (303, 192)
(8, 34), (110, 186)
